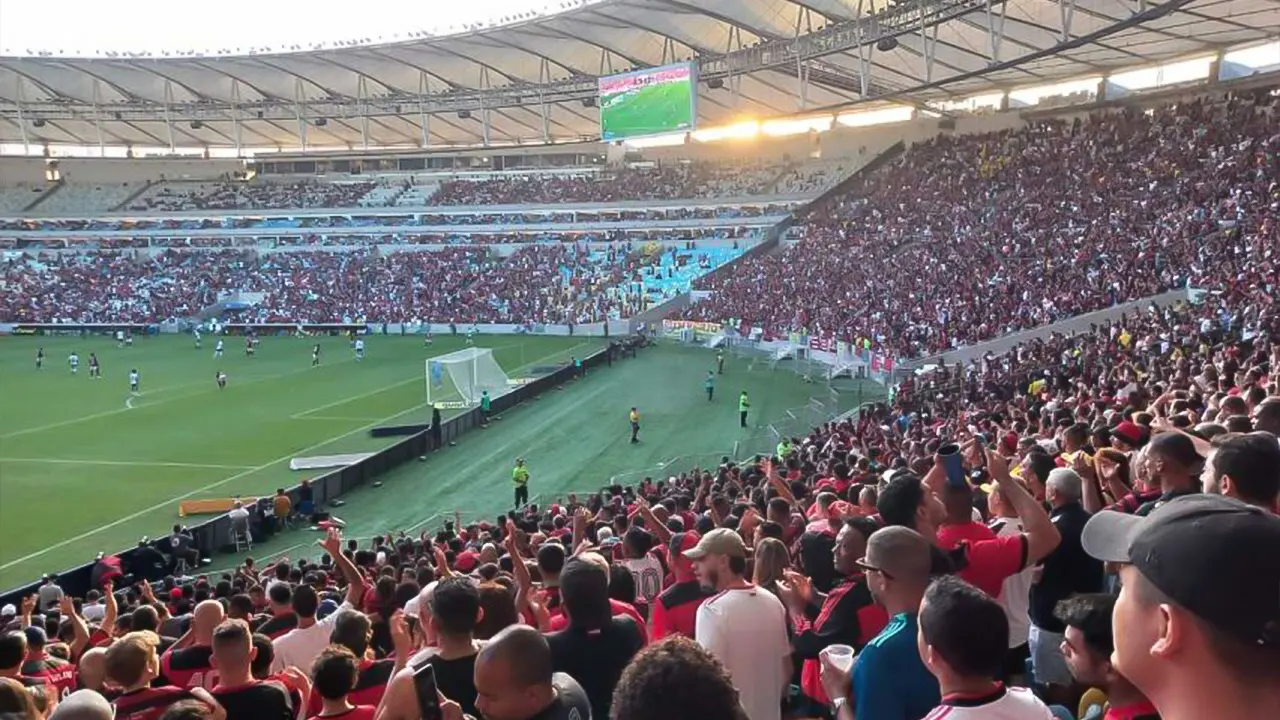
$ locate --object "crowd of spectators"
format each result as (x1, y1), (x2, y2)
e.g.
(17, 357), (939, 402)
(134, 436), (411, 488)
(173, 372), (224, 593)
(684, 91), (1278, 359)
(0, 243), (732, 325)
(4, 88), (1280, 720)
(4, 275), (1276, 719)
(128, 181), (379, 212)
(424, 160), (813, 206)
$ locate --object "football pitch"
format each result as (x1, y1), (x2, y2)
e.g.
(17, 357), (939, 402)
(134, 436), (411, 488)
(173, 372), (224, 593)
(0, 334), (879, 590)
(600, 81), (694, 140)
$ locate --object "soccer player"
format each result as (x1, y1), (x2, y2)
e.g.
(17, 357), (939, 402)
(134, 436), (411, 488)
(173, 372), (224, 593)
(480, 390), (492, 426)
(194, 328), (202, 349)
(738, 390), (750, 428)
(354, 338), (365, 362)
(704, 371), (715, 401)
(129, 369), (141, 394)
(125, 331), (134, 347)
(116, 329), (126, 348)
(35, 347), (43, 370)
(216, 371), (227, 390)
(513, 458), (530, 508)
(630, 407), (641, 444)
(424, 331), (433, 347)
(89, 352), (102, 379)
(717, 348), (725, 374)
(245, 337), (255, 358)
(69, 351), (80, 375)
(214, 339), (225, 359)
(311, 344), (321, 367)
(466, 326), (476, 346)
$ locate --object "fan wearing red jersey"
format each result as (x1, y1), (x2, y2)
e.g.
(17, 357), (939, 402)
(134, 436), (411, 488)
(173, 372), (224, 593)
(105, 631), (194, 720)
(308, 646), (377, 720)
(209, 619), (305, 720)
(161, 600), (226, 690)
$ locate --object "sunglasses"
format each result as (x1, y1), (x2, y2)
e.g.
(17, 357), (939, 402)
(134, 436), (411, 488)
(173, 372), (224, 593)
(855, 557), (895, 581)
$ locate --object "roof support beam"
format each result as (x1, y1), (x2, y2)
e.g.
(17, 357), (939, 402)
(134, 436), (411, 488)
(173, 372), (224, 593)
(15, 77), (29, 154)
(92, 79), (106, 155)
(1059, 0), (1078, 42)
(985, 0), (1010, 64)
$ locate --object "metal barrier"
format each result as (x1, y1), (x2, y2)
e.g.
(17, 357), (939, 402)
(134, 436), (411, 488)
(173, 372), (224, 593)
(0, 346), (613, 605)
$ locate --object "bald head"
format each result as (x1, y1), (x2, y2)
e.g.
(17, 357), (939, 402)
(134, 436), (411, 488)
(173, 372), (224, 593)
(192, 600), (225, 642)
(478, 624), (553, 688)
(865, 526), (932, 585)
(76, 647), (108, 691)
(49, 689), (115, 720)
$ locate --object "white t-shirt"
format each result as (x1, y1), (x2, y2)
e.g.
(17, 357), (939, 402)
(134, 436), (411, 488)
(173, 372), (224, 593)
(695, 585), (789, 720)
(621, 556), (664, 606)
(991, 516), (1034, 648)
(923, 686), (1054, 719)
(271, 601), (351, 673)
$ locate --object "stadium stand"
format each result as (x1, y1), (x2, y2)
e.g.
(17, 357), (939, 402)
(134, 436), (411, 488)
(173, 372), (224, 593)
(5, 31), (1280, 720)
(683, 93), (1278, 359)
(30, 181), (144, 215)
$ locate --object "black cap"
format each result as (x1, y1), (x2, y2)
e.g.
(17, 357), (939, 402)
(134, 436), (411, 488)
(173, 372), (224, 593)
(1082, 494), (1280, 650)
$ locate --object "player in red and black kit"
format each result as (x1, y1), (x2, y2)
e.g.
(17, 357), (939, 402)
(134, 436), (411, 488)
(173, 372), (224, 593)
(246, 336), (256, 357)
(89, 352), (102, 379)
(210, 620), (298, 720)
(650, 533), (716, 641)
(105, 631), (194, 720)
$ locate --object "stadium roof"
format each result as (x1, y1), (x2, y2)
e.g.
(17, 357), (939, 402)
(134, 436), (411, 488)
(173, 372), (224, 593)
(0, 0), (1277, 150)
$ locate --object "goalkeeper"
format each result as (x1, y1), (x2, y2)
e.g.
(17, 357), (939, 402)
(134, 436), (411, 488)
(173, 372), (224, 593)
(512, 458), (530, 508)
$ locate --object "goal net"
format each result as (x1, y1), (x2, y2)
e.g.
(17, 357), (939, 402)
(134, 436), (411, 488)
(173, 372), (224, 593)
(426, 347), (512, 409)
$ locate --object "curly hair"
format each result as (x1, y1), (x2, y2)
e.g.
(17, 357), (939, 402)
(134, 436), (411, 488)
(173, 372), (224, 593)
(610, 636), (748, 720)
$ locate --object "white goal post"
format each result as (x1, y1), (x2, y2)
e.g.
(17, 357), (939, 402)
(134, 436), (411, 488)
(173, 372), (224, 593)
(426, 347), (513, 409)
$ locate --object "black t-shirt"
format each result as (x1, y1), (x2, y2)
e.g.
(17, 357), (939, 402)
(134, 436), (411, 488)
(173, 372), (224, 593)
(415, 651), (480, 719)
(546, 616), (644, 720)
(212, 680), (295, 720)
(528, 673), (592, 720)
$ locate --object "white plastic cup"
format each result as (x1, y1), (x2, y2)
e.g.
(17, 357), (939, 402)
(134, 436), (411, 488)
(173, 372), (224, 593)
(823, 644), (856, 674)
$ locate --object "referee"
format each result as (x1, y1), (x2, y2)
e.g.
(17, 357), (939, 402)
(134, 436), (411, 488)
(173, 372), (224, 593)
(512, 458), (530, 508)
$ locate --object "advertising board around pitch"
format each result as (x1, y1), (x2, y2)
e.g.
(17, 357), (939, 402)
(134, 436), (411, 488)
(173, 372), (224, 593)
(598, 61), (698, 142)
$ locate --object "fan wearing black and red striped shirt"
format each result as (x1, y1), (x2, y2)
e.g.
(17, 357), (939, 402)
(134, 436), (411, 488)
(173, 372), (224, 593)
(104, 631), (194, 720)
(209, 619), (306, 720)
(307, 646), (377, 720)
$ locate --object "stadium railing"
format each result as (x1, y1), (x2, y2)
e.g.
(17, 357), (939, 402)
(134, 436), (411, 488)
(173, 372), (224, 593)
(0, 346), (613, 604)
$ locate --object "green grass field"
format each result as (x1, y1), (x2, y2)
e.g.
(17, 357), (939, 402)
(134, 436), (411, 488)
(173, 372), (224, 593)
(600, 81), (695, 140)
(0, 335), (879, 590)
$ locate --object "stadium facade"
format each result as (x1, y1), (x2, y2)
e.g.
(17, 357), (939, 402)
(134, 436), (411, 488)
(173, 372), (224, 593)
(1, 0), (1276, 153)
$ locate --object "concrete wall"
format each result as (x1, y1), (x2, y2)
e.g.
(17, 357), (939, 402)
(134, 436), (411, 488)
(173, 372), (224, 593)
(0, 157), (244, 185)
(904, 288), (1193, 368)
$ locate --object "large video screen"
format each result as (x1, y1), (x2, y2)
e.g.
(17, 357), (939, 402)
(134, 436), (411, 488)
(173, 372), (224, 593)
(598, 62), (698, 142)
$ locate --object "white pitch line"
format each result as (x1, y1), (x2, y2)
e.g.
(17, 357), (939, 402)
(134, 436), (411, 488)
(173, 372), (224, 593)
(0, 406), (424, 572)
(290, 376), (421, 419)
(2, 356), (359, 441)
(0, 340), (598, 573)
(0, 457), (257, 470)
(292, 415), (383, 423)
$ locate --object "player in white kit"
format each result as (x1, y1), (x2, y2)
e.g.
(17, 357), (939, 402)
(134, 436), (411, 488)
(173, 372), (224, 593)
(214, 339), (225, 358)
(354, 338), (365, 361)
(69, 352), (80, 374)
(129, 369), (140, 394)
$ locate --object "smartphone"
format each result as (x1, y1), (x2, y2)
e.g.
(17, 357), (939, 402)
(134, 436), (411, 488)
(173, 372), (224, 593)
(413, 663), (443, 720)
